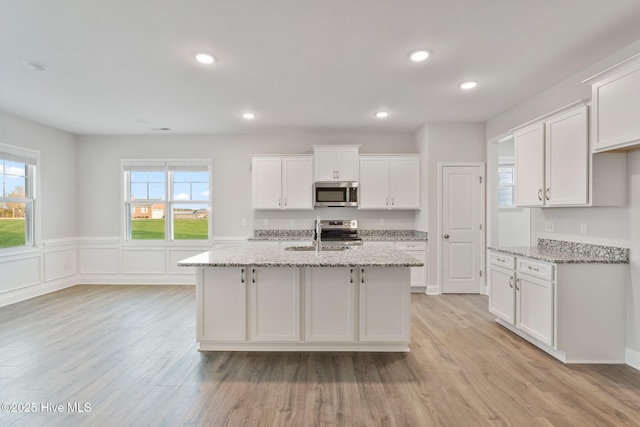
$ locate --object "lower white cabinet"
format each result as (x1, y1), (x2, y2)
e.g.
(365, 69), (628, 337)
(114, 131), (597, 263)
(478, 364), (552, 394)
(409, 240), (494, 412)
(363, 241), (428, 292)
(249, 267), (300, 342)
(196, 265), (411, 351)
(304, 267), (355, 342)
(488, 250), (626, 363)
(198, 267), (247, 342)
(359, 267), (410, 342)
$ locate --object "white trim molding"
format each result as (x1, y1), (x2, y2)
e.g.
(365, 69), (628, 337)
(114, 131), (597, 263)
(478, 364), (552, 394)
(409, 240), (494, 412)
(627, 348), (640, 372)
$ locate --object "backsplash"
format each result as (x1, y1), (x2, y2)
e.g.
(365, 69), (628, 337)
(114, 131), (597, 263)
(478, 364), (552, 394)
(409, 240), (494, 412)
(538, 238), (630, 263)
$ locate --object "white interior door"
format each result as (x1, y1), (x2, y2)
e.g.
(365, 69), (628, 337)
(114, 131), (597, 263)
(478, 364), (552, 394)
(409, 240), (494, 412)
(441, 165), (484, 293)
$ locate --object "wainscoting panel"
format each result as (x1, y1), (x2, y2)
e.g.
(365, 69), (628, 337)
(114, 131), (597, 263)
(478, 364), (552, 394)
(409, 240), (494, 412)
(0, 254), (41, 294)
(44, 248), (77, 282)
(121, 249), (166, 274)
(168, 249), (207, 275)
(81, 247), (120, 274)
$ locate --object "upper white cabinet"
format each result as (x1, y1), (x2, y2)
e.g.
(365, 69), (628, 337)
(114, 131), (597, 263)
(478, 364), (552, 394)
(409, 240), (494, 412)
(359, 155), (420, 210)
(251, 155), (313, 210)
(513, 102), (626, 207)
(585, 54), (640, 152)
(313, 145), (360, 181)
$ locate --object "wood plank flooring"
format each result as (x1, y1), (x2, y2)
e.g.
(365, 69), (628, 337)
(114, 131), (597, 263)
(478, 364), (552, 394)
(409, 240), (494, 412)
(1, 285), (639, 426)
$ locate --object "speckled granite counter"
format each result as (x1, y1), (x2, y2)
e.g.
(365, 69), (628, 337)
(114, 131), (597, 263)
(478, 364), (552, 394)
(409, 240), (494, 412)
(179, 245), (424, 268)
(249, 229), (427, 242)
(488, 238), (629, 264)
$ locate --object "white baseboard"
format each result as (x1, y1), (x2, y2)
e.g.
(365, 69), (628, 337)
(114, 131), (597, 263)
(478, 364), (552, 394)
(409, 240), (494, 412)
(0, 276), (77, 308)
(78, 275), (195, 285)
(626, 348), (640, 371)
(426, 284), (439, 295)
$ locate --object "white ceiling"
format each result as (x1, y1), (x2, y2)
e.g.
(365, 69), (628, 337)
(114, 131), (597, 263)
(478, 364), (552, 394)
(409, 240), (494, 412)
(2, 0), (640, 136)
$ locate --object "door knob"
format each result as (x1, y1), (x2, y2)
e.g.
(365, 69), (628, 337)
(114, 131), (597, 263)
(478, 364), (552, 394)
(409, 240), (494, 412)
(443, 234), (450, 239)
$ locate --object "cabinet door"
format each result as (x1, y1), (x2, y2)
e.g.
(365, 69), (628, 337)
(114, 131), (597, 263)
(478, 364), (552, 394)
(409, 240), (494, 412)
(359, 157), (389, 209)
(304, 267), (355, 342)
(252, 157), (282, 209)
(403, 250), (426, 289)
(335, 147), (359, 181)
(516, 274), (553, 346)
(199, 268), (247, 341)
(545, 106), (588, 206)
(250, 267), (300, 341)
(514, 123), (545, 207)
(488, 265), (515, 324)
(282, 156), (313, 209)
(313, 147), (337, 181)
(359, 267), (410, 342)
(591, 60), (640, 152)
(389, 156), (420, 209)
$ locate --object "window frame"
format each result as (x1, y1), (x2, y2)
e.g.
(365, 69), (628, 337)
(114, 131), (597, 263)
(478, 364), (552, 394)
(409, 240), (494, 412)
(498, 157), (516, 209)
(122, 159), (213, 246)
(0, 142), (40, 254)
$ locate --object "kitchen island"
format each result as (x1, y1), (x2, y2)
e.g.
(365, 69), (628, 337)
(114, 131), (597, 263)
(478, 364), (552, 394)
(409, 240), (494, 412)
(178, 245), (424, 352)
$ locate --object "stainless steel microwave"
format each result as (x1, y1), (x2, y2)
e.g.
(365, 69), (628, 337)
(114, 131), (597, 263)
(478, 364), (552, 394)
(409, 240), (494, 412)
(314, 182), (358, 207)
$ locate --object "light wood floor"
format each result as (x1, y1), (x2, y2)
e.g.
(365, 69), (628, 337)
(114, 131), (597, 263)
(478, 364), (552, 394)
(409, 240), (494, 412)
(1, 285), (639, 426)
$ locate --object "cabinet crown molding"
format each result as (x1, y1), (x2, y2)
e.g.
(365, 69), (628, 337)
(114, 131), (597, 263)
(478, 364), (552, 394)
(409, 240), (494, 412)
(508, 99), (589, 134)
(582, 52), (640, 85)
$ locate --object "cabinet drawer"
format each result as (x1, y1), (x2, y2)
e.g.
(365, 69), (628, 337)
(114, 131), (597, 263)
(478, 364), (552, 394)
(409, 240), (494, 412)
(517, 258), (554, 281)
(490, 252), (515, 269)
(396, 241), (427, 251)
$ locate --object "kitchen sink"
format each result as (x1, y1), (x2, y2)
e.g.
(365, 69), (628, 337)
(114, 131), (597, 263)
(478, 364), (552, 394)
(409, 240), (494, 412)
(284, 246), (351, 252)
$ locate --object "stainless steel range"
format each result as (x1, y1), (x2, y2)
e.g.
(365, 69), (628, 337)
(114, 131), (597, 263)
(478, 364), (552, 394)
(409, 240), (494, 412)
(318, 219), (362, 246)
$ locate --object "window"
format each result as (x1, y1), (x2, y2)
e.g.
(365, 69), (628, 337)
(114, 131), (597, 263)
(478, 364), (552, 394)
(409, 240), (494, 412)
(498, 159), (515, 208)
(123, 160), (211, 242)
(0, 144), (38, 250)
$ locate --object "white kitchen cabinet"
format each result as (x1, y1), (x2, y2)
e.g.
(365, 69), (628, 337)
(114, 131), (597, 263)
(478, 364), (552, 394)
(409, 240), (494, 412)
(359, 267), (410, 342)
(251, 155), (313, 210)
(198, 267), (247, 342)
(487, 250), (626, 363)
(513, 102), (626, 207)
(585, 54), (640, 152)
(313, 145), (360, 181)
(249, 267), (300, 341)
(304, 267), (355, 342)
(489, 254), (553, 346)
(359, 155), (420, 209)
(395, 241), (427, 292)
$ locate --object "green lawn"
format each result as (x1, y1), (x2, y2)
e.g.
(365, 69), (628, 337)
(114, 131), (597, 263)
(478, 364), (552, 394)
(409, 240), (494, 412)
(131, 218), (208, 240)
(0, 219), (26, 248)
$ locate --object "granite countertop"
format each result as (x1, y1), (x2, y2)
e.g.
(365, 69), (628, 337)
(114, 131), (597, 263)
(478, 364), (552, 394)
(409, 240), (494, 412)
(249, 229), (427, 242)
(178, 245), (424, 268)
(488, 239), (629, 264)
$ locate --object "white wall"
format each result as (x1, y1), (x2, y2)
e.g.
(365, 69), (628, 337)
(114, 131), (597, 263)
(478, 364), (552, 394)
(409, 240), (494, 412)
(76, 133), (418, 239)
(0, 110), (78, 305)
(415, 123), (486, 293)
(486, 38), (640, 365)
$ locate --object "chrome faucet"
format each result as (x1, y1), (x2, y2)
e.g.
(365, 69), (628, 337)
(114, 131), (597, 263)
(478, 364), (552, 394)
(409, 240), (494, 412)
(313, 216), (322, 253)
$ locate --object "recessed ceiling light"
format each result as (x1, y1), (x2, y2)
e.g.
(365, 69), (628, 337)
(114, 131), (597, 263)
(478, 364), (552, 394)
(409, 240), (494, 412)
(243, 113), (255, 119)
(23, 60), (46, 71)
(460, 81), (478, 90)
(409, 50), (429, 62)
(375, 111), (389, 119)
(195, 53), (215, 64)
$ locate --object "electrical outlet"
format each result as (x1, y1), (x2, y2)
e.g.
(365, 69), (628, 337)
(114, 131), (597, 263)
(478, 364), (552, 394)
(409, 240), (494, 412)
(241, 219), (247, 226)
(380, 219), (385, 226)
(580, 223), (588, 236)
(545, 222), (555, 233)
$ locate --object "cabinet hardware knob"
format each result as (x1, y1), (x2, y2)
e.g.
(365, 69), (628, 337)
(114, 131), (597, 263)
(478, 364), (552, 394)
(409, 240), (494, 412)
(241, 268), (245, 284)
(361, 268), (365, 284)
(527, 265), (539, 272)
(252, 268), (256, 283)
(509, 276), (513, 288)
(545, 188), (550, 201)
(392, 197), (395, 206)
(538, 189), (543, 201)
(443, 234), (450, 239)
(284, 198), (287, 206)
(350, 268), (354, 284)
(515, 278), (520, 291)
(497, 257), (505, 262)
